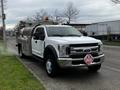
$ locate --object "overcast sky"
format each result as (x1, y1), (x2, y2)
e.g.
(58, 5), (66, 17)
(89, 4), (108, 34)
(2, 0), (120, 29)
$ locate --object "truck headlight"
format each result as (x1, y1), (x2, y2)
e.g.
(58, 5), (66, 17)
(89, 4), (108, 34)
(98, 43), (103, 55)
(58, 45), (70, 57)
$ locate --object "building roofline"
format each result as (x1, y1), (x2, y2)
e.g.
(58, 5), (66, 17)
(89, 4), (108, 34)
(92, 19), (120, 24)
(63, 23), (91, 26)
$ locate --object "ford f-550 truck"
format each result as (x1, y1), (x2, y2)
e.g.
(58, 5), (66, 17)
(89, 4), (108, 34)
(16, 24), (104, 77)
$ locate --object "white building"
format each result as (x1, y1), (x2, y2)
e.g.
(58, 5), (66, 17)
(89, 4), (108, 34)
(86, 20), (120, 40)
(86, 20), (120, 35)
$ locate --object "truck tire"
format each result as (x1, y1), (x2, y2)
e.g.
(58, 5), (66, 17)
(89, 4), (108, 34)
(45, 53), (59, 77)
(88, 64), (101, 72)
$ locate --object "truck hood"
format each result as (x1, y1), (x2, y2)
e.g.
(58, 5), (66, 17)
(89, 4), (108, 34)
(48, 36), (101, 44)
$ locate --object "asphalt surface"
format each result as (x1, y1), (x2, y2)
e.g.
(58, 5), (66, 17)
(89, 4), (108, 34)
(7, 37), (120, 90)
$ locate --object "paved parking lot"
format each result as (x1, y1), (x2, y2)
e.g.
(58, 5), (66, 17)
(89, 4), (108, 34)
(7, 37), (120, 90)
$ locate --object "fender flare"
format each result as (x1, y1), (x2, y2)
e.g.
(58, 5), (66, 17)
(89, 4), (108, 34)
(44, 45), (58, 60)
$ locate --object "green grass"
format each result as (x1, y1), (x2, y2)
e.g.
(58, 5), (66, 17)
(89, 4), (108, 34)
(0, 40), (8, 55)
(0, 41), (45, 90)
(103, 40), (120, 46)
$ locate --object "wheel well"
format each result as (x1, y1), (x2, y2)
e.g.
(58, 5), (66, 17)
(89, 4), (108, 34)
(44, 46), (58, 60)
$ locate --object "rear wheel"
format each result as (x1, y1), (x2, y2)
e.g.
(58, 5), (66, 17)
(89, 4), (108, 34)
(88, 64), (101, 72)
(45, 53), (59, 77)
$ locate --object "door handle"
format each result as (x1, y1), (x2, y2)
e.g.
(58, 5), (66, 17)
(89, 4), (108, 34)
(35, 41), (37, 43)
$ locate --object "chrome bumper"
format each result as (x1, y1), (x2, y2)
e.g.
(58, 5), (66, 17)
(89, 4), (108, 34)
(57, 54), (104, 67)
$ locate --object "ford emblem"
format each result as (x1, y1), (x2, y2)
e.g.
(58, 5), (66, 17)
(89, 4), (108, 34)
(84, 49), (91, 53)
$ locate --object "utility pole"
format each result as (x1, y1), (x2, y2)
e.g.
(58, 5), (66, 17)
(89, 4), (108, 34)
(1, 0), (6, 47)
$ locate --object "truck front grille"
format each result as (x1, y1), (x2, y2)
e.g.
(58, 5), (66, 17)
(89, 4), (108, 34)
(69, 43), (99, 58)
(70, 43), (98, 47)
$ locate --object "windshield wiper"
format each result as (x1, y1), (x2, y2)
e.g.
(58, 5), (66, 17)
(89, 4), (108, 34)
(65, 34), (81, 37)
(50, 34), (65, 37)
(50, 34), (81, 37)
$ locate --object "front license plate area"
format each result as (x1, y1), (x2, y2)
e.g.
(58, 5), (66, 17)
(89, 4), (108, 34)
(84, 54), (93, 65)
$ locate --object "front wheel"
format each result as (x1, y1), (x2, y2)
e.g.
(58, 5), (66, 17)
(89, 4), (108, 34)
(45, 54), (59, 77)
(88, 64), (101, 72)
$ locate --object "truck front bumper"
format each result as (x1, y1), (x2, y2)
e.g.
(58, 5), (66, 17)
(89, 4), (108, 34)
(57, 54), (104, 67)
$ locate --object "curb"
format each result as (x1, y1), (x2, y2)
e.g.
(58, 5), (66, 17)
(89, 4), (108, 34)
(16, 56), (46, 90)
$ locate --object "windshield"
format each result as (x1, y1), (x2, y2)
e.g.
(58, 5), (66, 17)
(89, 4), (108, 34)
(46, 26), (82, 37)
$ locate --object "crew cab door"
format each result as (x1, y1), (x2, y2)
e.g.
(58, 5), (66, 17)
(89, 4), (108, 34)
(32, 27), (45, 58)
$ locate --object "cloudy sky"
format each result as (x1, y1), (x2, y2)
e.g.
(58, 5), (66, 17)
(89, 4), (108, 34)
(2, 0), (120, 29)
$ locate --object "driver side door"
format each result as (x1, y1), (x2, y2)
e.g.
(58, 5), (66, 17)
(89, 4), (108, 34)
(32, 27), (45, 58)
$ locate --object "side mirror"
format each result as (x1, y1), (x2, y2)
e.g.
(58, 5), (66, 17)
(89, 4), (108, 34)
(82, 32), (88, 36)
(33, 33), (45, 40)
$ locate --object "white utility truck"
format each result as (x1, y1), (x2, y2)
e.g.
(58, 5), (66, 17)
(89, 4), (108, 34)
(16, 23), (104, 77)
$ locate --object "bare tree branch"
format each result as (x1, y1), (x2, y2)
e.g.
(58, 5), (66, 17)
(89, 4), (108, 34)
(64, 2), (79, 24)
(111, 0), (120, 4)
(33, 9), (49, 23)
(52, 9), (64, 23)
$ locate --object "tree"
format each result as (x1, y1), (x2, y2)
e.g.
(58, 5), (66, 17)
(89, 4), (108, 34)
(111, 0), (120, 3)
(52, 9), (64, 23)
(33, 9), (49, 24)
(64, 2), (79, 24)
(23, 17), (34, 26)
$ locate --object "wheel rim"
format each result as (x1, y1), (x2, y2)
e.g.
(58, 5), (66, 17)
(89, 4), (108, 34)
(46, 59), (52, 74)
